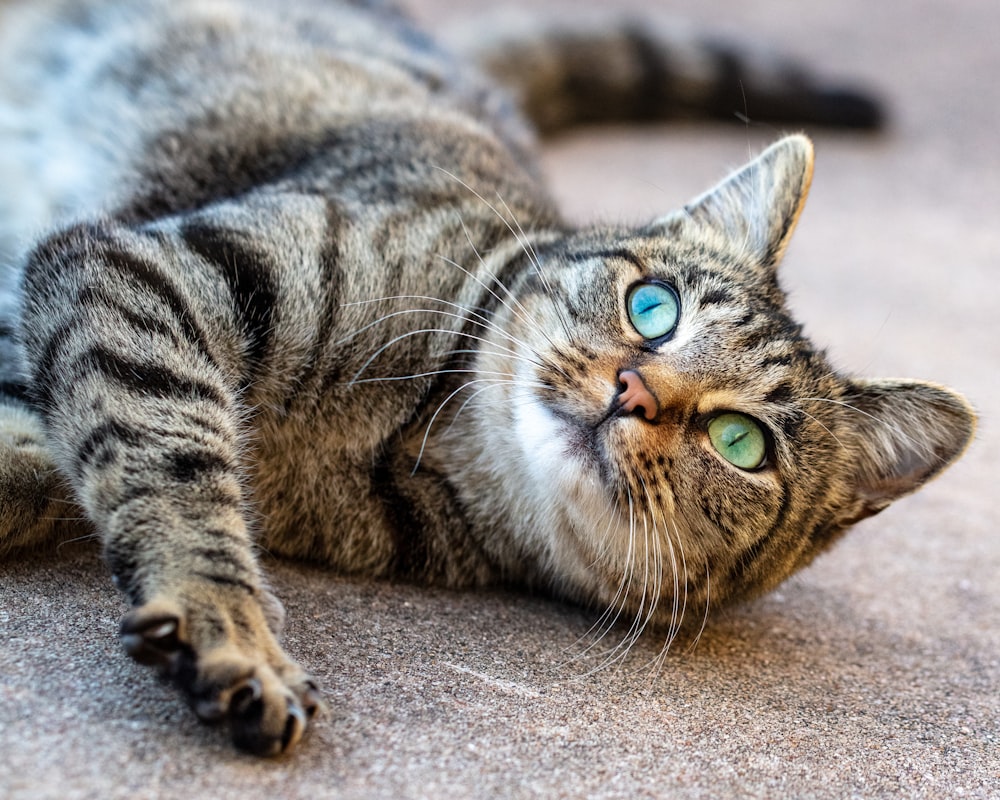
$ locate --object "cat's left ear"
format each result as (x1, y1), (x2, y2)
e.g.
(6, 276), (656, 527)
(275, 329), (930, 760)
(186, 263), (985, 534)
(649, 134), (814, 271)
(838, 379), (976, 522)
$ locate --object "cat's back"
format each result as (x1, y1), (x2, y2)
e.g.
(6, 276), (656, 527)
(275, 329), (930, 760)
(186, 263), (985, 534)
(0, 0), (536, 247)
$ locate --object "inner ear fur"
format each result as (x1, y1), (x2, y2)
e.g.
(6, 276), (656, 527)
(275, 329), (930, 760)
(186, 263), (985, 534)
(839, 378), (976, 519)
(650, 134), (815, 270)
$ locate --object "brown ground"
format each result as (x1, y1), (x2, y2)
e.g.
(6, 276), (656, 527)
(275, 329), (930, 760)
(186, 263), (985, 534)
(2, 1), (997, 798)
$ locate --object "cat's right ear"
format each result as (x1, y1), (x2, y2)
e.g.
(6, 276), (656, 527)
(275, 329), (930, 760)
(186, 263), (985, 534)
(647, 134), (815, 271)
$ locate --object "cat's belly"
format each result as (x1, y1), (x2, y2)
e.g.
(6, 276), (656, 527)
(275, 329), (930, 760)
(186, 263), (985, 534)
(246, 414), (400, 572)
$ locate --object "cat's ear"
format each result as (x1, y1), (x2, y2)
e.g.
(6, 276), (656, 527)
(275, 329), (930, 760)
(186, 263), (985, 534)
(649, 134), (814, 270)
(838, 379), (976, 522)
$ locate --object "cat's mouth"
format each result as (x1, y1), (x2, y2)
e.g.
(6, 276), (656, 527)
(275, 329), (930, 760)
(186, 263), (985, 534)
(546, 403), (622, 481)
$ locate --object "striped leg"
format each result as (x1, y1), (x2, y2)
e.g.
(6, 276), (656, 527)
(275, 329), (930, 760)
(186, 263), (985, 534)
(20, 218), (321, 756)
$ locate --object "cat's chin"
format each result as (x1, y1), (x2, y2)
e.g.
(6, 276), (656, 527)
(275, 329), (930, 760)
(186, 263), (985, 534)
(511, 395), (611, 506)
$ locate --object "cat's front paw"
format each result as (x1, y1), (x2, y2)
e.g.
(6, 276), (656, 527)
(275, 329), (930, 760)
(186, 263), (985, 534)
(119, 591), (323, 756)
(0, 400), (82, 554)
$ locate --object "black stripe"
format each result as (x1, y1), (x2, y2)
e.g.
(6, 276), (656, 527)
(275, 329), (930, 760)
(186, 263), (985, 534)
(102, 246), (218, 367)
(76, 345), (227, 407)
(180, 220), (277, 379)
(302, 198), (346, 394)
(113, 485), (158, 508)
(167, 448), (232, 483)
(759, 355), (793, 369)
(76, 419), (147, 477)
(699, 288), (734, 307)
(192, 546), (243, 564)
(0, 380), (31, 403)
(30, 316), (83, 412)
(204, 526), (248, 541)
(103, 537), (144, 604)
(193, 571), (255, 594)
(725, 484), (793, 588)
(625, 26), (676, 121)
(77, 285), (180, 345)
(763, 382), (795, 405)
(566, 247), (646, 272)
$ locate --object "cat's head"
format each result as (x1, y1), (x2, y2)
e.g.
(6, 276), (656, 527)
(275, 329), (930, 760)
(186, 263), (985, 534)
(463, 134), (975, 626)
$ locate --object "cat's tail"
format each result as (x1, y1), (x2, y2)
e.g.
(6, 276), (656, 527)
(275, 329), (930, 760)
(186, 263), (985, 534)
(444, 10), (883, 135)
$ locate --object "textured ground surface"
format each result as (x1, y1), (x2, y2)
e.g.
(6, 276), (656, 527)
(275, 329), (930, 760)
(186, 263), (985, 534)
(2, 1), (998, 798)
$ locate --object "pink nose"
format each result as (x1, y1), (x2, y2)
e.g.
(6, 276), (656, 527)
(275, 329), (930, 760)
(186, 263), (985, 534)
(617, 370), (658, 420)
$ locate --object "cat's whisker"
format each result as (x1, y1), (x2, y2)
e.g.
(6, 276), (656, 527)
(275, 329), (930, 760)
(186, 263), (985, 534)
(454, 218), (546, 333)
(411, 377), (534, 472)
(446, 228), (556, 352)
(616, 506), (658, 670)
(564, 503), (631, 661)
(435, 249), (571, 380)
(347, 368), (543, 385)
(633, 478), (677, 673)
(439, 344), (552, 375)
(570, 494), (638, 673)
(434, 167), (544, 274)
(435, 169), (575, 348)
(341, 293), (522, 352)
(655, 492), (690, 657)
(337, 299), (538, 358)
(439, 382), (518, 438)
(53, 530), (101, 553)
(337, 298), (567, 389)
(580, 487), (652, 675)
(683, 560), (713, 655)
(493, 193), (574, 344)
(347, 326), (535, 384)
(561, 500), (632, 666)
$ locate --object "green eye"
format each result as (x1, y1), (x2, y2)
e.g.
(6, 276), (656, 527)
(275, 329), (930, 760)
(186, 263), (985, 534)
(707, 413), (767, 470)
(627, 282), (680, 341)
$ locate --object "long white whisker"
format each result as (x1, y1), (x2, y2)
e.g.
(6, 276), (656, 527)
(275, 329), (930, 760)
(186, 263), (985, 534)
(348, 368), (547, 386)
(436, 249), (571, 379)
(348, 327), (537, 384)
(565, 500), (635, 664)
(434, 168), (576, 354)
(447, 230), (552, 349)
(684, 560), (712, 655)
(412, 377), (525, 471)
(434, 167), (543, 272)
(336, 300), (537, 358)
(580, 487), (644, 675)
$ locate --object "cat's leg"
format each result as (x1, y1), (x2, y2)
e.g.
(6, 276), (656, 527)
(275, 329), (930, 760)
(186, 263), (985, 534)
(20, 218), (322, 755)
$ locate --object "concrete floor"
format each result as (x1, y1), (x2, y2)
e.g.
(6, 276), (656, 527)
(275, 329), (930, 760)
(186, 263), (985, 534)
(2, 1), (998, 798)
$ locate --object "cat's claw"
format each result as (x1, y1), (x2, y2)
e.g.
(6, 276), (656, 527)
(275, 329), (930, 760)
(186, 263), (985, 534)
(120, 609), (185, 667)
(119, 594), (323, 756)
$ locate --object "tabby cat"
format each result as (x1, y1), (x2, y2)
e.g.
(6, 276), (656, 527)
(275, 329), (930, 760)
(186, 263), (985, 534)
(0, 0), (975, 756)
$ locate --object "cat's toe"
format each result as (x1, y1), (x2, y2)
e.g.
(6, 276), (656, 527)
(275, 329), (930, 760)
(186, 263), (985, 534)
(119, 600), (186, 667)
(228, 670), (311, 756)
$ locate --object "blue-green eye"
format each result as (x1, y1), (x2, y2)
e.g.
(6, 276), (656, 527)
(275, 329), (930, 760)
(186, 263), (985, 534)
(707, 413), (768, 470)
(626, 282), (680, 340)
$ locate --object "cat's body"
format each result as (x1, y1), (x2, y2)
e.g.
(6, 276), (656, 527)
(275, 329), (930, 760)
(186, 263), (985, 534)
(0, 0), (975, 756)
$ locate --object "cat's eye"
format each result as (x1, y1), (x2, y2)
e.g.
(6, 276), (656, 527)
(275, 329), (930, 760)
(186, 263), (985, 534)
(707, 413), (767, 470)
(626, 282), (680, 341)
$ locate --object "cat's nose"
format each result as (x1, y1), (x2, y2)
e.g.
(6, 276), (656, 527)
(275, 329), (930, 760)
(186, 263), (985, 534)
(617, 369), (658, 421)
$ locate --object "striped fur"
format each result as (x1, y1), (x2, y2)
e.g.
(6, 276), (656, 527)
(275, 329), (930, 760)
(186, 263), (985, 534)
(0, 0), (974, 755)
